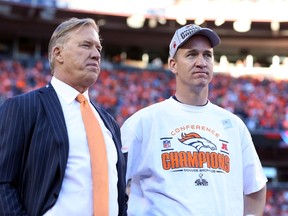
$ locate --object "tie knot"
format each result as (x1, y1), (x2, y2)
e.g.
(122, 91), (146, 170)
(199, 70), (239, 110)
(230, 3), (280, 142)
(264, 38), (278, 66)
(76, 94), (88, 104)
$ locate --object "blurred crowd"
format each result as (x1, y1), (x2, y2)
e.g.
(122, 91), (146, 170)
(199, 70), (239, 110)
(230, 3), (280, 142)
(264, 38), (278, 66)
(209, 73), (288, 131)
(264, 185), (288, 216)
(2, 58), (288, 130)
(1, 57), (288, 214)
(0, 59), (51, 105)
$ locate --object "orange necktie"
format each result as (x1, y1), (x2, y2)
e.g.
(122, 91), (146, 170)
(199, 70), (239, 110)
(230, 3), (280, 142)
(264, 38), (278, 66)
(76, 94), (109, 216)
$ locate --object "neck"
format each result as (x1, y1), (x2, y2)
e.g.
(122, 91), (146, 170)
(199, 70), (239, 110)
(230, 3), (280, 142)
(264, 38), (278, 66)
(174, 93), (208, 106)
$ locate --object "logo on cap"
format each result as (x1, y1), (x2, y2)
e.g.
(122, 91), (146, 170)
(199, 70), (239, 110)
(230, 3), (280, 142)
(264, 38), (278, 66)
(180, 25), (200, 40)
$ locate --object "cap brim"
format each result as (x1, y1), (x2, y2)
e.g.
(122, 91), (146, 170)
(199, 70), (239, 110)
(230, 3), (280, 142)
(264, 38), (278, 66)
(194, 28), (221, 48)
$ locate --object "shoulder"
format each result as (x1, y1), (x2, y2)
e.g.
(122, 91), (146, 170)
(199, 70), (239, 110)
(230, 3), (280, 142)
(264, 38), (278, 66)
(210, 102), (242, 118)
(1, 85), (46, 107)
(121, 100), (167, 133)
(7, 83), (55, 102)
(127, 99), (167, 121)
(209, 102), (248, 131)
(0, 84), (60, 116)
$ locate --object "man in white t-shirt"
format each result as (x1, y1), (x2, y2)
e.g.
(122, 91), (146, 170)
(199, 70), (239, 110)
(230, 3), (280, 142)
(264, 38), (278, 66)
(121, 24), (267, 216)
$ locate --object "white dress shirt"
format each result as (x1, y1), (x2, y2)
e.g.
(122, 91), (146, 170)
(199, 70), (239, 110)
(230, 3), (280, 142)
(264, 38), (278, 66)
(44, 77), (118, 216)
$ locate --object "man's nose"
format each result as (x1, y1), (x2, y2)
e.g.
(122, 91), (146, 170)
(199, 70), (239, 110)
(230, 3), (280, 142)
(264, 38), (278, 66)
(196, 55), (206, 67)
(91, 47), (101, 59)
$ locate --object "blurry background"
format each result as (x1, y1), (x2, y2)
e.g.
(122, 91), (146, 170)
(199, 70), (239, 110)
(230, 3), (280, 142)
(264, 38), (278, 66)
(0, 0), (288, 214)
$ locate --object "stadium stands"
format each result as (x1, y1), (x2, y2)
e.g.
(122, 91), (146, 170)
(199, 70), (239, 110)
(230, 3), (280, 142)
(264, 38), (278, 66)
(1, 57), (288, 214)
(2, 58), (288, 131)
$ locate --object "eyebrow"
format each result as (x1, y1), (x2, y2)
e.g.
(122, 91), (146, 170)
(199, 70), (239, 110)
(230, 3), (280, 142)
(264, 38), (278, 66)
(82, 39), (102, 47)
(186, 48), (213, 53)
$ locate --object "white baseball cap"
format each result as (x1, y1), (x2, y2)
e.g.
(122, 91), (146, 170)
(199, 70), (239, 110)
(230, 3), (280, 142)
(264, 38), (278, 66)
(169, 24), (221, 57)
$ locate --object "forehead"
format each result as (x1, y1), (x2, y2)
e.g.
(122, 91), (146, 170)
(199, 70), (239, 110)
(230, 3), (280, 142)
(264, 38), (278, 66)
(180, 35), (212, 49)
(69, 25), (100, 42)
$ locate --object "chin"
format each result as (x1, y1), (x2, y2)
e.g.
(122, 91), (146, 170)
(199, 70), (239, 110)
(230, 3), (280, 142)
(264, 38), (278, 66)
(85, 74), (98, 85)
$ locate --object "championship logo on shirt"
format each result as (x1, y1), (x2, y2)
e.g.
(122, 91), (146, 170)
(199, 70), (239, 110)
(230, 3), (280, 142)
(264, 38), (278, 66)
(161, 126), (231, 177)
(178, 132), (217, 152)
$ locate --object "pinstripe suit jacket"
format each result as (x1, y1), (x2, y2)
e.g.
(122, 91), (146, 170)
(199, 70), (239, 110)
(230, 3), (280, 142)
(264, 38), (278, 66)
(0, 83), (127, 216)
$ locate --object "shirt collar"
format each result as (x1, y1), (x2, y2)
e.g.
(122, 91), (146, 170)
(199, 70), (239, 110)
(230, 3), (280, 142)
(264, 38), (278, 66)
(51, 76), (89, 105)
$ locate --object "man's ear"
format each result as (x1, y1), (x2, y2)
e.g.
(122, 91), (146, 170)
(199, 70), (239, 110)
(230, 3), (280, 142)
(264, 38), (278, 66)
(53, 46), (64, 63)
(168, 57), (177, 75)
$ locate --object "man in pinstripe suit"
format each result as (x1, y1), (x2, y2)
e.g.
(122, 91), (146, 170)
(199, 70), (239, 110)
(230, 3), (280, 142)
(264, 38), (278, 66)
(0, 18), (127, 216)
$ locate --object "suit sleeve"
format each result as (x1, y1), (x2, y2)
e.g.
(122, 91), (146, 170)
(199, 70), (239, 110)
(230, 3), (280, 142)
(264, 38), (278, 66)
(0, 98), (28, 215)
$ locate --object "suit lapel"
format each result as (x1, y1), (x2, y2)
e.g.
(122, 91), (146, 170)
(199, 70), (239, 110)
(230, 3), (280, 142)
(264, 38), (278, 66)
(39, 83), (69, 169)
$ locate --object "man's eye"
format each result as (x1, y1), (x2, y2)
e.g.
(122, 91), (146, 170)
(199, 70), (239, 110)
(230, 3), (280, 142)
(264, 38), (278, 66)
(204, 53), (212, 58)
(187, 53), (197, 57)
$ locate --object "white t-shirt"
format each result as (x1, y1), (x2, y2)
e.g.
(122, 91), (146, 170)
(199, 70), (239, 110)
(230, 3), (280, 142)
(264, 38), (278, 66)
(121, 97), (267, 216)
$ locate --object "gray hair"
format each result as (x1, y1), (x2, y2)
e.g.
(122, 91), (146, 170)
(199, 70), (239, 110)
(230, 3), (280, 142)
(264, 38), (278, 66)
(48, 17), (99, 73)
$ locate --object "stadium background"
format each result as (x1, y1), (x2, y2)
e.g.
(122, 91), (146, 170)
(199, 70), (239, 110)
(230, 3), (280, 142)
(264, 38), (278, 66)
(0, 0), (288, 214)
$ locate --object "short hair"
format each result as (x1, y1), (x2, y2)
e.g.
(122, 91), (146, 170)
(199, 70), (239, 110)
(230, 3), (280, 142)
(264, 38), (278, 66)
(48, 17), (99, 72)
